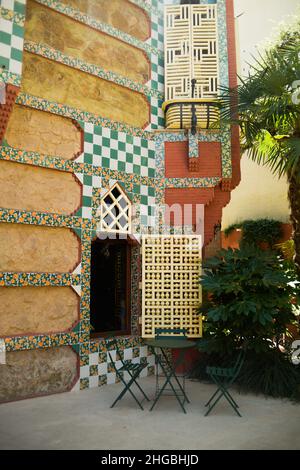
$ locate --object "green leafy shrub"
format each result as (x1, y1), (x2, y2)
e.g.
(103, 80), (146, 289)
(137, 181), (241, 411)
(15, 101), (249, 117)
(224, 219), (283, 249)
(195, 246), (300, 399)
(200, 246), (297, 355)
(190, 349), (300, 401)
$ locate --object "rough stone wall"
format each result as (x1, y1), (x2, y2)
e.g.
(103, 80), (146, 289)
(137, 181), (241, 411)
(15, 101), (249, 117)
(60, 0), (150, 41)
(22, 53), (149, 128)
(0, 287), (79, 337)
(5, 105), (81, 159)
(0, 224), (80, 273)
(0, 347), (78, 403)
(0, 160), (81, 214)
(25, 1), (150, 84)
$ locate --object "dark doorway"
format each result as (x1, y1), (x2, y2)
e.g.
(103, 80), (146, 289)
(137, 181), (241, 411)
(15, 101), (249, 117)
(90, 239), (131, 337)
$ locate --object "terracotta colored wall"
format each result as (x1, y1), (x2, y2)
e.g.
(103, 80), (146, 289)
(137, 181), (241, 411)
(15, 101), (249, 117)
(165, 188), (214, 228)
(165, 141), (222, 178)
(221, 223), (293, 249)
(0, 161), (81, 214)
(4, 105), (82, 159)
(0, 224), (80, 273)
(0, 347), (78, 403)
(25, 1), (150, 84)
(60, 0), (150, 41)
(0, 287), (79, 337)
(226, 0), (241, 190)
(22, 53), (149, 128)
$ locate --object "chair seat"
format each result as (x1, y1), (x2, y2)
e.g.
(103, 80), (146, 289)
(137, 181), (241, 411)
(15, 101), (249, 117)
(118, 362), (148, 373)
(206, 365), (235, 378)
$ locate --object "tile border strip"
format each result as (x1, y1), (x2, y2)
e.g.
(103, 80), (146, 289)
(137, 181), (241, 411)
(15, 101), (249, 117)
(34, 0), (163, 59)
(24, 41), (164, 100)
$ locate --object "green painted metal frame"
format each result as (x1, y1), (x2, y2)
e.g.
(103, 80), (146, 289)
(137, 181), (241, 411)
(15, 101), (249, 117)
(205, 349), (246, 417)
(106, 337), (150, 410)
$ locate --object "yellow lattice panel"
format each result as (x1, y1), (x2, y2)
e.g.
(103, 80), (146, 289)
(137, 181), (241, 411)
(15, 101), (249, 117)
(141, 235), (202, 338)
(164, 4), (219, 101)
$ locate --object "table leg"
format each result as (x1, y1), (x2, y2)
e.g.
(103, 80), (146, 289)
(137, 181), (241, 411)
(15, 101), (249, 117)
(149, 347), (190, 413)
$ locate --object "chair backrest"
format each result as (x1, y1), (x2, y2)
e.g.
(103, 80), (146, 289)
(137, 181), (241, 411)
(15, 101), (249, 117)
(231, 348), (246, 382)
(155, 327), (188, 339)
(105, 336), (127, 368)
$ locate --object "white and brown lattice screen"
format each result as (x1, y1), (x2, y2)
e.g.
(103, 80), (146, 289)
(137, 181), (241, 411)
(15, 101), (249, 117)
(100, 183), (131, 234)
(164, 3), (219, 101)
(141, 235), (202, 338)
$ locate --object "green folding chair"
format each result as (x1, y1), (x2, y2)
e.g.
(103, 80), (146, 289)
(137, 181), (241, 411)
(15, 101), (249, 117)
(105, 337), (150, 410)
(204, 349), (246, 417)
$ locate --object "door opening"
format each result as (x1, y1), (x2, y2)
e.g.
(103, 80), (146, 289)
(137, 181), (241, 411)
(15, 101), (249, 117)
(90, 239), (131, 337)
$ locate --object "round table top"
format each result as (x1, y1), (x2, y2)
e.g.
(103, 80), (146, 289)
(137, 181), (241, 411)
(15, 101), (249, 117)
(144, 338), (197, 349)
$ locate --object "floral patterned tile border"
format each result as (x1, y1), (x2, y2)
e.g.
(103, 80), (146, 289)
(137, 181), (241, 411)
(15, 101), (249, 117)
(15, 93), (155, 140)
(0, 207), (88, 229)
(0, 6), (25, 26)
(0, 272), (81, 287)
(0, 69), (21, 86)
(24, 41), (164, 101)
(34, 0), (163, 59)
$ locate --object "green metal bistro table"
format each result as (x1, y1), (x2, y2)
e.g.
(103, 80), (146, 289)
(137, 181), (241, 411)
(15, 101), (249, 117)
(145, 338), (197, 413)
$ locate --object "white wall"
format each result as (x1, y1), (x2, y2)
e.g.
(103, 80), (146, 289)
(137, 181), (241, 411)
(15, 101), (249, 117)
(222, 0), (299, 228)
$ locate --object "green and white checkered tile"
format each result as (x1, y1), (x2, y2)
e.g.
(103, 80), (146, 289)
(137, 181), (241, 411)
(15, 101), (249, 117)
(149, 52), (164, 94)
(1, 0), (26, 13)
(148, 17), (164, 52)
(71, 262), (82, 297)
(83, 123), (156, 178)
(0, 16), (24, 76)
(139, 184), (156, 228)
(74, 173), (93, 219)
(148, 96), (165, 130)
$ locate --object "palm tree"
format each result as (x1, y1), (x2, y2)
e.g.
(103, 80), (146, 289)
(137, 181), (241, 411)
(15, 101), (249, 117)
(220, 29), (300, 278)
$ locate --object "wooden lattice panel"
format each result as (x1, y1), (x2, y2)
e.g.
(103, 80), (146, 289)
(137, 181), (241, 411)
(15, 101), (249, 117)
(164, 4), (219, 101)
(142, 235), (202, 338)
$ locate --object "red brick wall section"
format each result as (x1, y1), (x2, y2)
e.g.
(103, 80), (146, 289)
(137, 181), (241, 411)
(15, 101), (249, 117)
(226, 0), (241, 191)
(204, 187), (231, 245)
(165, 187), (231, 247)
(0, 84), (19, 144)
(165, 187), (214, 226)
(165, 141), (222, 178)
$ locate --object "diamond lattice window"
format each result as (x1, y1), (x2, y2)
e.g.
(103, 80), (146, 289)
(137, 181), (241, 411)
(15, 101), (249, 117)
(100, 183), (131, 234)
(141, 235), (202, 338)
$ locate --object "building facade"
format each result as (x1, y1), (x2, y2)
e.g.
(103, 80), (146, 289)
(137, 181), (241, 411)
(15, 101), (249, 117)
(0, 0), (239, 402)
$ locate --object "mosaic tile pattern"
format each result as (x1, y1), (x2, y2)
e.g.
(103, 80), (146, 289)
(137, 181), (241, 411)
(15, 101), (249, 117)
(35, 0), (163, 59)
(0, 13), (24, 76)
(0, 4), (25, 26)
(85, 123), (156, 178)
(0, 272), (81, 287)
(79, 341), (155, 390)
(16, 93), (155, 140)
(0, 0), (236, 393)
(23, 40), (164, 101)
(188, 130), (199, 159)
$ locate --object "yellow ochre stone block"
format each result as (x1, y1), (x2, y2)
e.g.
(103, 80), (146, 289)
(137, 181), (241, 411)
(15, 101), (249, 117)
(58, 0), (150, 41)
(0, 287), (79, 337)
(0, 224), (80, 273)
(0, 347), (78, 403)
(0, 160), (82, 215)
(26, 0), (150, 84)
(22, 52), (149, 128)
(5, 105), (81, 159)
